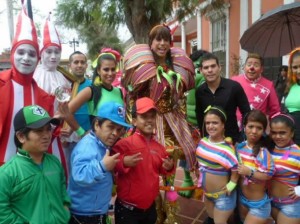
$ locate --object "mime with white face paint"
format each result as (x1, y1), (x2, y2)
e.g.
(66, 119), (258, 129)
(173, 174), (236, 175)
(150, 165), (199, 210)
(33, 14), (72, 173)
(34, 14), (71, 104)
(0, 6), (54, 166)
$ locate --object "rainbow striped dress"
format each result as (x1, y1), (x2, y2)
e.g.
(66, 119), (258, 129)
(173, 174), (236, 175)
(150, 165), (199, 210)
(236, 141), (275, 183)
(196, 137), (238, 187)
(271, 144), (300, 186)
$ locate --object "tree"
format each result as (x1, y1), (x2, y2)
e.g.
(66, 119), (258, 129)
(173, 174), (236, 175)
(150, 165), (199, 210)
(76, 21), (124, 59)
(55, 0), (201, 44)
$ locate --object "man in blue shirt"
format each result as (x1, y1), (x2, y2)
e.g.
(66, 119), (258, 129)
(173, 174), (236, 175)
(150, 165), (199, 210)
(63, 51), (92, 171)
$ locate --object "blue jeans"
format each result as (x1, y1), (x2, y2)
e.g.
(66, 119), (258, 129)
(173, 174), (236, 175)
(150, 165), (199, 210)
(240, 193), (271, 219)
(206, 190), (237, 211)
(272, 198), (300, 218)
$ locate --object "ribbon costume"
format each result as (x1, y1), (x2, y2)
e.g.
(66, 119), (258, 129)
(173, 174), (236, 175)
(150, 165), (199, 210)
(123, 40), (196, 223)
(0, 4), (53, 166)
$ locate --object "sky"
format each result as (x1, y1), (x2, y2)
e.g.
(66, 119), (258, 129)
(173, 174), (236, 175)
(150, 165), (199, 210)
(0, 0), (131, 59)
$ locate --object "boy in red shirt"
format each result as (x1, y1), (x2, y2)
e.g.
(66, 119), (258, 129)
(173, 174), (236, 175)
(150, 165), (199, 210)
(113, 97), (174, 224)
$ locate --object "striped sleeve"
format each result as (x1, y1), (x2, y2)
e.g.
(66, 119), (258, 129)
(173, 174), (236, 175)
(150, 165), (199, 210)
(256, 148), (275, 176)
(196, 138), (238, 171)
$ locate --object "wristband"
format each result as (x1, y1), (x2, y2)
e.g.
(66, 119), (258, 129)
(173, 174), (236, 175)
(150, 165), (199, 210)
(75, 126), (85, 137)
(226, 180), (237, 192)
(294, 186), (300, 197)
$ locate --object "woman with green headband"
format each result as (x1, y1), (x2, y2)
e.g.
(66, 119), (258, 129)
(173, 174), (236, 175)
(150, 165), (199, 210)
(196, 105), (239, 224)
(58, 48), (124, 139)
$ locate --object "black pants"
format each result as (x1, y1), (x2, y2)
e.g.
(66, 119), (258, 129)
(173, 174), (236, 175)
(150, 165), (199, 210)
(69, 213), (107, 224)
(114, 198), (157, 224)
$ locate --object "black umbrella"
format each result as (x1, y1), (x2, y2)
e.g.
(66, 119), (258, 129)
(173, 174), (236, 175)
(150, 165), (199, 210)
(240, 2), (300, 57)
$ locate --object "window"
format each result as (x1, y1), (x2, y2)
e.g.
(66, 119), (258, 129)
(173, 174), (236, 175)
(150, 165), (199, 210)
(211, 16), (226, 77)
(212, 17), (226, 51)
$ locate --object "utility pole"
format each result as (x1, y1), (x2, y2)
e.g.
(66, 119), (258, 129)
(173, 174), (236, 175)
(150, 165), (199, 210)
(69, 38), (79, 52)
(6, 0), (14, 46)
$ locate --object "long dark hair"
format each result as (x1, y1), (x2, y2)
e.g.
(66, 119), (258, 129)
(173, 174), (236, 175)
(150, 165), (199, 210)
(92, 53), (116, 84)
(244, 110), (272, 156)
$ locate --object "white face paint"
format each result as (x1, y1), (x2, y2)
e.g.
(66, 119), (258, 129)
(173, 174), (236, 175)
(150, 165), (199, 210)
(41, 46), (61, 70)
(14, 44), (38, 75)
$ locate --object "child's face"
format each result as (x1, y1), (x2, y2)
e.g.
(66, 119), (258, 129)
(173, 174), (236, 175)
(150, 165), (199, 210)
(132, 109), (156, 138)
(270, 121), (294, 148)
(17, 124), (52, 153)
(95, 120), (125, 147)
(245, 121), (264, 145)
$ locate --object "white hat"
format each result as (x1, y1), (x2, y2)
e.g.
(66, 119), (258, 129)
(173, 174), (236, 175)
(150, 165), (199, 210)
(40, 13), (61, 53)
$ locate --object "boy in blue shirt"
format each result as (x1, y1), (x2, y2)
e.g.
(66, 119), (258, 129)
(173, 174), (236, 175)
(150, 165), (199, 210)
(68, 102), (131, 224)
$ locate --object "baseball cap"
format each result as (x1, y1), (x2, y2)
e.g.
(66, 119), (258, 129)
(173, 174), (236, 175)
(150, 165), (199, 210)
(97, 102), (132, 128)
(135, 97), (157, 114)
(14, 105), (60, 131)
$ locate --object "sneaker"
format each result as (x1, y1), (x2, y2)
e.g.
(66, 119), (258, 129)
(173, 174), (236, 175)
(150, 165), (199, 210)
(203, 217), (215, 224)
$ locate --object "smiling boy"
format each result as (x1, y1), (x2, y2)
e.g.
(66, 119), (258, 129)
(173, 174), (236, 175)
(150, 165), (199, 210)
(113, 97), (174, 224)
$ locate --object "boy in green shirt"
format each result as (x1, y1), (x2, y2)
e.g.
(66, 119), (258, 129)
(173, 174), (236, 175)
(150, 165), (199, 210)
(0, 105), (70, 224)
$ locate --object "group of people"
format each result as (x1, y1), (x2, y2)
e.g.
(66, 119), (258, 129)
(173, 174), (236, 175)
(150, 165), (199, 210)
(0, 3), (300, 224)
(195, 47), (300, 224)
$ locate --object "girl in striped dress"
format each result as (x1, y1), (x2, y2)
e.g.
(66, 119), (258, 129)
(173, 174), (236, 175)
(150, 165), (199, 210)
(196, 106), (239, 224)
(269, 113), (300, 224)
(237, 110), (275, 224)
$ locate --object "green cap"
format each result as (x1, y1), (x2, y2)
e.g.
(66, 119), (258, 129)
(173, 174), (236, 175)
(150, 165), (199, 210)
(14, 105), (60, 131)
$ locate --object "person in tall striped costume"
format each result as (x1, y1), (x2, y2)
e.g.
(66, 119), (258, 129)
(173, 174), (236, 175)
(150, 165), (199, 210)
(0, 4), (54, 166)
(237, 110), (275, 224)
(122, 24), (196, 224)
(196, 106), (239, 224)
(269, 113), (300, 224)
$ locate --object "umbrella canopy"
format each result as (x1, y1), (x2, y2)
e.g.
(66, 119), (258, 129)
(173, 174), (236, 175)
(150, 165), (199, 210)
(240, 2), (300, 57)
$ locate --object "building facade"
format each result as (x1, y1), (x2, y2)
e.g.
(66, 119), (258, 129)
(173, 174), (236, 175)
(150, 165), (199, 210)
(170, 0), (299, 80)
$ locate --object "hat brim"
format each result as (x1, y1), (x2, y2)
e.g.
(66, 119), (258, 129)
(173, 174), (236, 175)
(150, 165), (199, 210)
(107, 118), (132, 129)
(137, 106), (157, 114)
(27, 118), (60, 129)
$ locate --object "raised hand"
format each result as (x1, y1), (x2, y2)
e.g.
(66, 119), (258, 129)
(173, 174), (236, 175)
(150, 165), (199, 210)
(102, 150), (120, 171)
(162, 156), (174, 171)
(55, 102), (70, 120)
(124, 152), (143, 167)
(237, 163), (251, 176)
